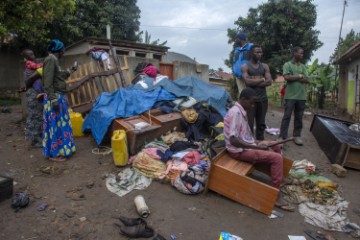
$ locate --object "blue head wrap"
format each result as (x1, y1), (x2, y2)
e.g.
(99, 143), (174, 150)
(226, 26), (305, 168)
(47, 39), (64, 53)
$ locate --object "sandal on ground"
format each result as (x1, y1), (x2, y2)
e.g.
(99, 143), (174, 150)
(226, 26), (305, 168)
(275, 203), (295, 212)
(48, 156), (67, 162)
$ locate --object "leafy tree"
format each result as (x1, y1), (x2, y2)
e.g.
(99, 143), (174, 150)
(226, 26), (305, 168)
(0, 0), (75, 46)
(226, 0), (323, 76)
(136, 30), (167, 46)
(48, 0), (141, 47)
(330, 29), (360, 63)
(1, 0), (141, 54)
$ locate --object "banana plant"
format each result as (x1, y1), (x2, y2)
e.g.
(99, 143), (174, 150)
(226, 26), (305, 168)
(307, 59), (335, 109)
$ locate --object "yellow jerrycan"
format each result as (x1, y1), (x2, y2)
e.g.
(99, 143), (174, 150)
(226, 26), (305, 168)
(69, 111), (84, 137)
(111, 130), (129, 166)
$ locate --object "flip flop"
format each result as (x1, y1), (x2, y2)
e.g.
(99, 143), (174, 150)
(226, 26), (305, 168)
(37, 202), (48, 211)
(275, 203), (295, 212)
(304, 229), (326, 240)
(48, 156), (67, 162)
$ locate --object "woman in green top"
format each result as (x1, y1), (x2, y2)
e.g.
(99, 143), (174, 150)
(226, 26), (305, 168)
(42, 39), (77, 162)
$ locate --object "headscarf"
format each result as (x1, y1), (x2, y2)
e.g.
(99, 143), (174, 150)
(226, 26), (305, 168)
(47, 39), (64, 53)
(142, 65), (157, 78)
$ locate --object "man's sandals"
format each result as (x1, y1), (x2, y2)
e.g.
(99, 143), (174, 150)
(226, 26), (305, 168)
(275, 202), (295, 212)
(275, 196), (295, 212)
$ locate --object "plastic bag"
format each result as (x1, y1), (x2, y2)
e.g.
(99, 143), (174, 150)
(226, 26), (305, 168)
(11, 192), (30, 211)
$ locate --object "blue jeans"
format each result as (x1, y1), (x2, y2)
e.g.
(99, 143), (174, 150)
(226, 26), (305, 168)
(279, 99), (306, 139)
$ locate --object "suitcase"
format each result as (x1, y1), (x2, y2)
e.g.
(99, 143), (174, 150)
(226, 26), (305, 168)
(0, 176), (13, 202)
(111, 115), (161, 155)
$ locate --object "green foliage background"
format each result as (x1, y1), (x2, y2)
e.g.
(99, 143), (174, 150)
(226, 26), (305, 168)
(1, 0), (141, 54)
(226, 0), (323, 76)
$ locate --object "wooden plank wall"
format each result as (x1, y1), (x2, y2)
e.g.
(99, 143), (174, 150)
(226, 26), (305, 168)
(66, 56), (130, 113)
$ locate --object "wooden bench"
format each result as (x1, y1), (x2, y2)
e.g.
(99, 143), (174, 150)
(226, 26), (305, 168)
(207, 149), (293, 215)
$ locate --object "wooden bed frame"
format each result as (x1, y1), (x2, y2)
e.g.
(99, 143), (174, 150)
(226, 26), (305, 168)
(66, 56), (130, 113)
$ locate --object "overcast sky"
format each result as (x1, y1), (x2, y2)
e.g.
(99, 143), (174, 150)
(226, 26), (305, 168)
(137, 0), (360, 72)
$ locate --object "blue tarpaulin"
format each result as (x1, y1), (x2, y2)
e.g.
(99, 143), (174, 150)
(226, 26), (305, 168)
(83, 87), (176, 145)
(128, 76), (232, 116)
(83, 76), (232, 145)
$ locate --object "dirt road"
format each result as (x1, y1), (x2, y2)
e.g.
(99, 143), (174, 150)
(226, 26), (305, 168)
(1, 105), (359, 240)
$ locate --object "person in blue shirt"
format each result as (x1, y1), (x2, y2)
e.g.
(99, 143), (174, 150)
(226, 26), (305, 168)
(232, 32), (253, 97)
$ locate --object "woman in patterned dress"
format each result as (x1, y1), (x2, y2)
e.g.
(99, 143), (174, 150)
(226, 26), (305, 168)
(42, 39), (76, 162)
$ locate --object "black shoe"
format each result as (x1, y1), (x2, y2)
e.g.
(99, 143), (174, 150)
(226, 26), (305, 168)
(119, 222), (154, 238)
(118, 215), (146, 226)
(153, 234), (167, 240)
(31, 141), (42, 148)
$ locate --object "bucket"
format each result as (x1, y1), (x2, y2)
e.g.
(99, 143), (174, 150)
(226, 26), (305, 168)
(111, 130), (128, 166)
(69, 112), (84, 137)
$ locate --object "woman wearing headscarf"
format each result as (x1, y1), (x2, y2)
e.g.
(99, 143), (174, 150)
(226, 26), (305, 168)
(42, 39), (76, 162)
(21, 49), (43, 148)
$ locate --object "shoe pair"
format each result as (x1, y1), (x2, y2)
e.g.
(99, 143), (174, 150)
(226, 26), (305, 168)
(115, 216), (154, 238)
(293, 137), (303, 145)
(278, 137), (303, 146)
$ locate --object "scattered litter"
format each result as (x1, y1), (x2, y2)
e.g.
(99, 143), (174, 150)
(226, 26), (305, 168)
(218, 232), (243, 240)
(37, 202), (48, 211)
(1, 107), (11, 113)
(304, 111), (312, 115)
(290, 159), (316, 174)
(187, 207), (196, 211)
(268, 213), (277, 219)
(288, 235), (306, 240)
(265, 127), (280, 136)
(331, 164), (347, 177)
(106, 167), (152, 197)
(11, 192), (30, 212)
(134, 195), (150, 218)
(79, 217), (87, 222)
(91, 146), (112, 155)
(268, 210), (284, 218)
(170, 235), (177, 240)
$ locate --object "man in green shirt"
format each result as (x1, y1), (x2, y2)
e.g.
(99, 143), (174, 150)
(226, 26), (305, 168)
(279, 47), (309, 145)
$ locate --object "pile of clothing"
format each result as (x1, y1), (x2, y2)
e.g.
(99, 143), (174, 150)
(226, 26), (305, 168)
(128, 131), (213, 195)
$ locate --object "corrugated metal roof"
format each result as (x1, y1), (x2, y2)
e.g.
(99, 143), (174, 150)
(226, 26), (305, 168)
(334, 40), (360, 64)
(66, 37), (170, 53)
(163, 51), (196, 64)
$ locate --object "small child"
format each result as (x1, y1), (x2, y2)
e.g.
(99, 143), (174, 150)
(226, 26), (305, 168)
(22, 49), (44, 99)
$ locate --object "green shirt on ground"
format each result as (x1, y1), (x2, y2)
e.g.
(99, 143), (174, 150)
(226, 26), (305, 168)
(283, 60), (308, 100)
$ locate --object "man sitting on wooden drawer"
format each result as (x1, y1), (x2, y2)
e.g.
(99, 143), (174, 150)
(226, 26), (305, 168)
(223, 87), (294, 212)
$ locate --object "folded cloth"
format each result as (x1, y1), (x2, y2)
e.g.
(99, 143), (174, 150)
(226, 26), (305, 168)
(265, 127), (280, 135)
